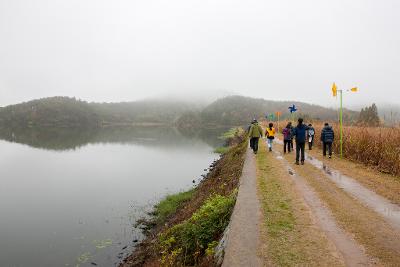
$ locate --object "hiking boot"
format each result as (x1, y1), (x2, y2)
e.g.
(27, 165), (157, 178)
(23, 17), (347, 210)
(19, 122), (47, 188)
(295, 161), (300, 165)
(329, 155), (332, 159)
(269, 148), (272, 152)
(301, 161), (305, 165)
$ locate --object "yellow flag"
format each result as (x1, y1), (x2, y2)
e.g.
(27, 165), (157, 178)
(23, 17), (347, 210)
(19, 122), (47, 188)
(351, 87), (358, 92)
(332, 83), (337, 97)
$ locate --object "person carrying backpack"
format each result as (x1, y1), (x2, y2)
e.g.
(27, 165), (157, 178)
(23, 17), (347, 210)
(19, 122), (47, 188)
(282, 122), (293, 153)
(265, 122), (276, 152)
(321, 122), (335, 158)
(248, 119), (263, 154)
(292, 118), (309, 165)
(307, 124), (315, 150)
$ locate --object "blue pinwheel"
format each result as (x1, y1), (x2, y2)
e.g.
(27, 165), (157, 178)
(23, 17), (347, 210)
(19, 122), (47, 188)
(288, 104), (297, 113)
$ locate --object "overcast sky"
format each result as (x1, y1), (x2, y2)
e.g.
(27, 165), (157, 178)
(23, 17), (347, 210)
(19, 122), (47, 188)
(0, 0), (399, 108)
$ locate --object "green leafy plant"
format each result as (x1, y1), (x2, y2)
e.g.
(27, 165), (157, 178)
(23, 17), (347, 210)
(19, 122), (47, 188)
(158, 194), (236, 266)
(154, 190), (194, 223)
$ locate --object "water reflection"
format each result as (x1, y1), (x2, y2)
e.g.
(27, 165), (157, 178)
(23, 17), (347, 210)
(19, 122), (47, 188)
(0, 126), (225, 266)
(0, 126), (227, 151)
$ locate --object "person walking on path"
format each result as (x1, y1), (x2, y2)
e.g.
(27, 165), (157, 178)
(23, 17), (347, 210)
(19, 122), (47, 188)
(290, 124), (295, 150)
(282, 122), (293, 153)
(265, 122), (275, 152)
(292, 118), (308, 165)
(321, 122), (335, 158)
(307, 124), (315, 150)
(248, 119), (263, 154)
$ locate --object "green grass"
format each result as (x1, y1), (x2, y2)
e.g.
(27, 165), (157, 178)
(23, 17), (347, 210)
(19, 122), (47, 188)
(154, 189), (194, 223)
(256, 144), (304, 266)
(214, 146), (230, 154)
(219, 127), (241, 139)
(158, 193), (236, 266)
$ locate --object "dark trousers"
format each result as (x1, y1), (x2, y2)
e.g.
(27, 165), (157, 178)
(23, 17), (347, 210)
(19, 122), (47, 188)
(250, 137), (260, 152)
(308, 136), (314, 150)
(323, 142), (333, 156)
(284, 140), (292, 153)
(296, 142), (305, 163)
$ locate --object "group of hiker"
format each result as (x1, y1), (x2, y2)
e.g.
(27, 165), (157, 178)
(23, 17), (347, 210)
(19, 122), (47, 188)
(248, 118), (335, 165)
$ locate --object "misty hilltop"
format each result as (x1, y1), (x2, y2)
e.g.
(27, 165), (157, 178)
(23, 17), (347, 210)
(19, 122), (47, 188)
(0, 97), (200, 127)
(177, 95), (358, 127)
(0, 95), (358, 128)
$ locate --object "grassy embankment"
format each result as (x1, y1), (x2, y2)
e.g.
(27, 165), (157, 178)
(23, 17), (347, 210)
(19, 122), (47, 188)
(213, 128), (245, 154)
(121, 128), (247, 267)
(256, 141), (344, 266)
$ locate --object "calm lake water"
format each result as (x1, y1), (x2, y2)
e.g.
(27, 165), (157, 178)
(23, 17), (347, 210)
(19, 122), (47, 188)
(0, 126), (224, 267)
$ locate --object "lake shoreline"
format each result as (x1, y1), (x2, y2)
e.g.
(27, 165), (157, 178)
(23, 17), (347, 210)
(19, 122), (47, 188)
(120, 129), (247, 266)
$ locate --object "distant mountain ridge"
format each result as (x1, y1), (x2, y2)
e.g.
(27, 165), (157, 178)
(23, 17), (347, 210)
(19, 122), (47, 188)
(0, 96), (199, 127)
(0, 95), (358, 128)
(177, 95), (359, 127)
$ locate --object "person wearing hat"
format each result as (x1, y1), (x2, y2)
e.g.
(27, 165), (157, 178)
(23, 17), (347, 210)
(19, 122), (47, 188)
(248, 119), (263, 154)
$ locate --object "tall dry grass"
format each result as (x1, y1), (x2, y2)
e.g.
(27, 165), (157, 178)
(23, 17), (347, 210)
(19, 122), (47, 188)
(314, 124), (400, 176)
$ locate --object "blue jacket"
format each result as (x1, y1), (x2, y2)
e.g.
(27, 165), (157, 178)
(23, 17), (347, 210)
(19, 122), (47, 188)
(293, 124), (308, 143)
(321, 126), (335, 143)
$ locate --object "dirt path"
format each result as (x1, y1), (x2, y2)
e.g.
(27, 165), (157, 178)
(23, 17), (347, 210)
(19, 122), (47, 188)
(273, 149), (372, 266)
(276, 137), (400, 230)
(222, 147), (263, 267)
(306, 154), (400, 231)
(257, 142), (346, 266)
(307, 145), (400, 205)
(224, 138), (400, 266)
(273, 139), (400, 265)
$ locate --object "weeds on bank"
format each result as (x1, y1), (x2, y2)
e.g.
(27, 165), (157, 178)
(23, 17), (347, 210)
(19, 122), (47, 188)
(153, 190), (195, 224)
(218, 127), (243, 140)
(213, 146), (230, 154)
(126, 129), (247, 266)
(158, 193), (236, 266)
(214, 127), (246, 154)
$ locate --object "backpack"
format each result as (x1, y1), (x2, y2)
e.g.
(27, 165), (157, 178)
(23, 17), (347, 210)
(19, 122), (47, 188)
(283, 128), (291, 140)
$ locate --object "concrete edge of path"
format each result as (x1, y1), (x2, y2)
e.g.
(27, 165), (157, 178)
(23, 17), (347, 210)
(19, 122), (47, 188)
(222, 147), (263, 267)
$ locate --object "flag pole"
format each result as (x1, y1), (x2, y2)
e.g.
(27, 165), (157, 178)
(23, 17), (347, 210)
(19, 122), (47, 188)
(339, 89), (343, 158)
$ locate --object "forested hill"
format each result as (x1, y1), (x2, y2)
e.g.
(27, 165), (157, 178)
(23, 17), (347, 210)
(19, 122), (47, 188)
(0, 97), (199, 127)
(0, 95), (358, 128)
(177, 95), (359, 127)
